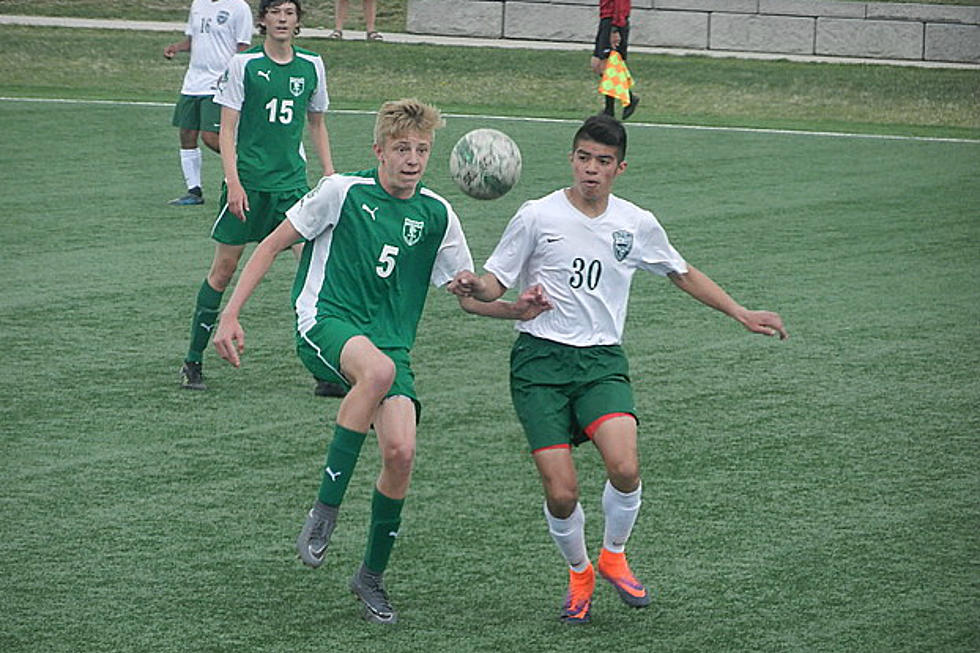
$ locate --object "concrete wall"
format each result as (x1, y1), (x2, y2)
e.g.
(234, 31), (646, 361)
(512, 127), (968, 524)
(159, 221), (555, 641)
(406, 0), (980, 64)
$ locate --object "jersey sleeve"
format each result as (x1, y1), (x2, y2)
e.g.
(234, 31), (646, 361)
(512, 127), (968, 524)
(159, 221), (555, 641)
(308, 55), (329, 114)
(635, 211), (688, 276)
(286, 175), (345, 240)
(430, 206), (474, 288)
(483, 201), (536, 290)
(213, 54), (245, 111)
(184, 5), (194, 37)
(233, 3), (253, 45)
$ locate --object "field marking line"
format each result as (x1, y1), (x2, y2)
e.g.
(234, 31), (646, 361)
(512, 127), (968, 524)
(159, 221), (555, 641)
(2, 95), (978, 145)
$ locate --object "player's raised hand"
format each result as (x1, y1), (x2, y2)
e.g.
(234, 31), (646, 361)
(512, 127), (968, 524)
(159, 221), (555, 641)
(213, 317), (246, 367)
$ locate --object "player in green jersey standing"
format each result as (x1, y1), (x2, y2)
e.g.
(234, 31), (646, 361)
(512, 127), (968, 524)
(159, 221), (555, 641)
(213, 98), (550, 624)
(179, 0), (334, 391)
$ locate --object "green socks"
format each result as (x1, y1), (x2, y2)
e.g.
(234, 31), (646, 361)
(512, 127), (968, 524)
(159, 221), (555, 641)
(317, 426), (367, 506)
(314, 426), (405, 574)
(364, 488), (404, 574)
(186, 280), (223, 364)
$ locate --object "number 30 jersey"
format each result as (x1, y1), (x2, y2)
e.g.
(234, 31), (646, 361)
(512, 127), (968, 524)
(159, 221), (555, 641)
(485, 189), (688, 347)
(286, 171), (474, 350)
(215, 45), (328, 191)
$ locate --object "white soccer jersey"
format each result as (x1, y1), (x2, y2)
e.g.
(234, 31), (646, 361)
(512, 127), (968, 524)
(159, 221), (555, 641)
(484, 189), (688, 346)
(180, 0), (253, 96)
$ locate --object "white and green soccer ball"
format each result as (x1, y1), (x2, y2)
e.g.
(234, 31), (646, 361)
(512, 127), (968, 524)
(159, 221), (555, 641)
(449, 128), (522, 200)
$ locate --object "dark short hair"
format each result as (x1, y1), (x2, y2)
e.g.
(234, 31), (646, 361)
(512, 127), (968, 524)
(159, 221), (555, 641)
(572, 113), (627, 161)
(258, 0), (303, 35)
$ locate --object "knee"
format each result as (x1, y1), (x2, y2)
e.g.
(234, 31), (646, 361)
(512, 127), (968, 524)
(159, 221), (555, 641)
(358, 356), (396, 400)
(201, 131), (220, 153)
(606, 460), (640, 493)
(544, 483), (579, 519)
(381, 438), (415, 477)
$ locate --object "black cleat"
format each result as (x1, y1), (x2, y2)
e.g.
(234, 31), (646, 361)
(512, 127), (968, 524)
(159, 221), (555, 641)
(314, 379), (348, 398)
(179, 361), (206, 390)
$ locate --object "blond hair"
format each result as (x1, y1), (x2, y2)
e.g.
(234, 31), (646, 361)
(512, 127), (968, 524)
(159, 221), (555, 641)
(373, 98), (444, 146)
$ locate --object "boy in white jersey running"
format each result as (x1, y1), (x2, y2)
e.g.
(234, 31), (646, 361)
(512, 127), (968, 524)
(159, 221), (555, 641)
(449, 114), (788, 624)
(164, 0), (253, 205)
(178, 0), (334, 392)
(213, 98), (549, 624)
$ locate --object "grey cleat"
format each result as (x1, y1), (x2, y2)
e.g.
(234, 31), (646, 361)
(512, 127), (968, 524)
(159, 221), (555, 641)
(350, 564), (397, 624)
(296, 502), (338, 568)
(179, 361), (206, 390)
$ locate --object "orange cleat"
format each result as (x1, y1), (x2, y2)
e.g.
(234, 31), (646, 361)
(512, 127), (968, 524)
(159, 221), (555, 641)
(559, 562), (595, 624)
(598, 548), (651, 608)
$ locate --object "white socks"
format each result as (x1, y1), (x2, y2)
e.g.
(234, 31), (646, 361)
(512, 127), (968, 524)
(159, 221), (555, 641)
(179, 147), (203, 191)
(602, 480), (642, 553)
(544, 502), (590, 572)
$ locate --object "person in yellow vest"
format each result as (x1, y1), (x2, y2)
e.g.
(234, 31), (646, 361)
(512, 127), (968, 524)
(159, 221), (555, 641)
(591, 12), (638, 120)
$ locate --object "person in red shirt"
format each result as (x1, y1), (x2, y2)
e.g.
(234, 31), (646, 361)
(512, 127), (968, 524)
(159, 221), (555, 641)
(590, 0), (638, 120)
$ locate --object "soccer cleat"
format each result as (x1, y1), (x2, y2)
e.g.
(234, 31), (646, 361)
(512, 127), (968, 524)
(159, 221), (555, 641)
(597, 548), (651, 608)
(559, 563), (595, 624)
(314, 378), (348, 398)
(179, 361), (206, 390)
(622, 94), (640, 121)
(168, 187), (204, 206)
(350, 564), (397, 624)
(296, 503), (338, 568)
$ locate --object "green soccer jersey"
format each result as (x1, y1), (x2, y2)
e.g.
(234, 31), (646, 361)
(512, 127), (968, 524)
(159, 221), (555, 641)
(215, 45), (328, 191)
(286, 170), (474, 350)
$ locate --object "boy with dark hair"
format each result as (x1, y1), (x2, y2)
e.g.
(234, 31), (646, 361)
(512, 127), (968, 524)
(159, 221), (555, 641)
(450, 113), (787, 623)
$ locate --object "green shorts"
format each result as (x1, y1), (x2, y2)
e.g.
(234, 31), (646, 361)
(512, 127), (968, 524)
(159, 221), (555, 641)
(510, 332), (636, 452)
(211, 185), (308, 245)
(296, 318), (422, 420)
(171, 94), (222, 133)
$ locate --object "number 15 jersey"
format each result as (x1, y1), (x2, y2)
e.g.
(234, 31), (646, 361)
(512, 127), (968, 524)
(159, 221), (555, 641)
(485, 189), (688, 347)
(215, 45), (328, 192)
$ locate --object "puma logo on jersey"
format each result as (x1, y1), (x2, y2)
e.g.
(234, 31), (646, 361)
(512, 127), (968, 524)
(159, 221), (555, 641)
(361, 204), (380, 221)
(324, 466), (342, 482)
(257, 70), (271, 81)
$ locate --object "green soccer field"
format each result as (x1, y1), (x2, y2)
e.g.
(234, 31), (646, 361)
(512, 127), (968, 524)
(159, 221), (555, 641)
(1, 94), (977, 652)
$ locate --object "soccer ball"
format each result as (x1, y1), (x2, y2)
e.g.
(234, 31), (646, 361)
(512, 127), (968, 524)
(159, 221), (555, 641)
(449, 128), (522, 200)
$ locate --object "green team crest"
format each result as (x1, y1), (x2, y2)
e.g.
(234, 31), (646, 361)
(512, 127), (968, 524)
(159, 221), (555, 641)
(612, 230), (633, 262)
(402, 218), (424, 246)
(289, 76), (305, 97)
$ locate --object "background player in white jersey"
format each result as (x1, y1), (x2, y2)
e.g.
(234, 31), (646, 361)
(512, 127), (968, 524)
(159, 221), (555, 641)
(449, 113), (788, 624)
(164, 0), (253, 206)
(212, 98), (548, 624)
(179, 0), (334, 391)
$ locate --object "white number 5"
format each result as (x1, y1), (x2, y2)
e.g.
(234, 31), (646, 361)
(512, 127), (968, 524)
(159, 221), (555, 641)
(376, 244), (399, 278)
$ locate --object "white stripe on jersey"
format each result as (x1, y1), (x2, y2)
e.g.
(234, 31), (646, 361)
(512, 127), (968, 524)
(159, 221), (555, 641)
(288, 175), (376, 336)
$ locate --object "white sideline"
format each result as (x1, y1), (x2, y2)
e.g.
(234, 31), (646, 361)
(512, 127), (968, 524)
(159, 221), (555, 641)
(2, 96), (978, 145)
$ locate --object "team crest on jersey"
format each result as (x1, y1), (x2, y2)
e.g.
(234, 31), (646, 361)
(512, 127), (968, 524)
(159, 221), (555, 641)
(216, 10), (230, 24)
(402, 218), (424, 246)
(612, 230), (633, 262)
(289, 77), (305, 97)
